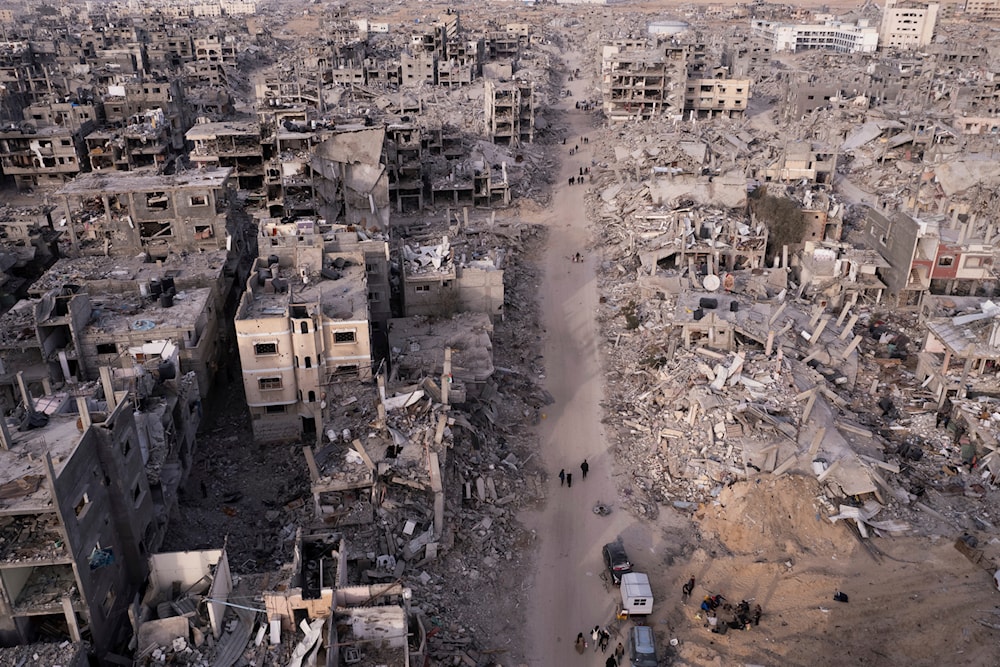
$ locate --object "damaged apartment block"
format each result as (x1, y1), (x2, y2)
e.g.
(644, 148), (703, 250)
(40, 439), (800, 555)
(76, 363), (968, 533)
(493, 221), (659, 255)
(0, 364), (201, 656)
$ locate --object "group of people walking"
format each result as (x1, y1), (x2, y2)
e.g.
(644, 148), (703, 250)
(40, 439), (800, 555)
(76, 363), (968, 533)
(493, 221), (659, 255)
(558, 459), (589, 487)
(575, 627), (624, 665)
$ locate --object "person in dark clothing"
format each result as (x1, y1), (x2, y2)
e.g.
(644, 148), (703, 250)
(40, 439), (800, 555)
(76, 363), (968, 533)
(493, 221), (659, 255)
(605, 657), (618, 667)
(599, 628), (610, 651)
(682, 576), (695, 600)
(752, 604), (762, 626)
(581, 459), (589, 479)
(559, 469), (566, 486)
(566, 472), (573, 487)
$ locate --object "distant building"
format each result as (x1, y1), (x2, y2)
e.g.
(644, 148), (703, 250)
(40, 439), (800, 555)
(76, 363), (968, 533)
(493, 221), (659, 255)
(880, 0), (939, 49)
(964, 0), (1000, 19)
(750, 18), (879, 53)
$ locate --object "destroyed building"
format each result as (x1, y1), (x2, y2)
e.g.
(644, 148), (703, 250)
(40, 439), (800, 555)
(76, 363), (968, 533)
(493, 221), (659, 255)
(750, 17), (880, 54)
(235, 220), (388, 443)
(56, 167), (250, 261)
(601, 35), (750, 121)
(399, 235), (505, 321)
(0, 369), (200, 660)
(0, 251), (233, 406)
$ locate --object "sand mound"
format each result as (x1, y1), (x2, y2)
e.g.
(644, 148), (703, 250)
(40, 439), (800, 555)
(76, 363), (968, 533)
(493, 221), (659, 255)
(696, 475), (851, 559)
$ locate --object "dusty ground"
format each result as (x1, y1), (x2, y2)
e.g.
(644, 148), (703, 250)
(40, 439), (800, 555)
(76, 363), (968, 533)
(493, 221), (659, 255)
(516, 23), (1000, 667)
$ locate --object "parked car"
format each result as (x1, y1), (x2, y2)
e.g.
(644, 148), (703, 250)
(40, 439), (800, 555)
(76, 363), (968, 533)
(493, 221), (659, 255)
(602, 540), (632, 585)
(629, 625), (658, 667)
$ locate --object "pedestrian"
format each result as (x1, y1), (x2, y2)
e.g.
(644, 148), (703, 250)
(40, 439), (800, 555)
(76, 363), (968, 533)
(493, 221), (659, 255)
(575, 252), (581, 263)
(575, 633), (586, 654)
(682, 576), (695, 600)
(575, 144), (579, 151)
(566, 472), (572, 487)
(605, 656), (617, 667)
(752, 603), (762, 626)
(559, 469), (566, 486)
(579, 166), (584, 176)
(568, 177), (573, 186)
(615, 642), (624, 661)
(591, 626), (600, 652)
(581, 459), (589, 479)
(599, 628), (610, 652)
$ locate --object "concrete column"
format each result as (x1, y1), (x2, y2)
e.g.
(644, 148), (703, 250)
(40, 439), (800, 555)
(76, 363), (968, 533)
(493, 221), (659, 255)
(840, 335), (863, 360)
(41, 377), (52, 396)
(810, 316), (830, 344)
(0, 413), (12, 450)
(62, 595), (81, 642)
(442, 347), (452, 406)
(99, 366), (117, 412)
(16, 371), (34, 413)
(765, 330), (775, 356)
(58, 350), (72, 382)
(62, 195), (80, 254)
(836, 305), (851, 327)
(76, 396), (91, 431)
(839, 314), (859, 340)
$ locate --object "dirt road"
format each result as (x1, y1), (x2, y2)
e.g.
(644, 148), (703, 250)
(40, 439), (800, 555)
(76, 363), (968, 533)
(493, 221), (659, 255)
(521, 48), (661, 667)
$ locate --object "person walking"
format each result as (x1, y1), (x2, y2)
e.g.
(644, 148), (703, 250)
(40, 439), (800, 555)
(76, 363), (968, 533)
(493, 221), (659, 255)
(615, 642), (625, 661)
(599, 628), (610, 652)
(559, 469), (566, 486)
(581, 459), (589, 479)
(575, 633), (586, 654)
(605, 656), (618, 667)
(566, 472), (573, 487)
(682, 576), (695, 601)
(591, 626), (600, 653)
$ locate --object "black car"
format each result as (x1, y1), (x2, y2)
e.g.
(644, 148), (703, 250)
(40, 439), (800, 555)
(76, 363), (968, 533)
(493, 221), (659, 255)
(602, 541), (633, 585)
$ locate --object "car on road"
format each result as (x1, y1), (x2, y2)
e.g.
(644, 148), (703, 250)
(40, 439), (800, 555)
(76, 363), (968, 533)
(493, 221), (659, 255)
(602, 540), (632, 585)
(629, 625), (658, 667)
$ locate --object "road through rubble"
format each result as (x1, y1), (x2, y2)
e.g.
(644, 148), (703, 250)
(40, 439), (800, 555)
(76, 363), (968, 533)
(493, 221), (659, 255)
(522, 48), (652, 667)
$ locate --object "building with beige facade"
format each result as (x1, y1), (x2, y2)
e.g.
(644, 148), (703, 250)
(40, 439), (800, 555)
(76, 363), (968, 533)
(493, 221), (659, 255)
(236, 220), (387, 443)
(880, 0), (939, 49)
(683, 77), (751, 118)
(964, 0), (1000, 19)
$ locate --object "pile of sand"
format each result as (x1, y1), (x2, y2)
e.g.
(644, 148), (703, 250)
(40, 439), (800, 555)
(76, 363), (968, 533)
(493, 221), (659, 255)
(696, 475), (852, 560)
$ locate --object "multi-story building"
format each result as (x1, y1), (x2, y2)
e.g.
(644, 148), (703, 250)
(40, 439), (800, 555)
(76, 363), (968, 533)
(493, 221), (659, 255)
(236, 221), (381, 443)
(0, 124), (87, 191)
(400, 235), (505, 321)
(601, 39), (689, 121)
(964, 0), (1000, 19)
(85, 109), (177, 173)
(750, 17), (879, 53)
(880, 0), (939, 49)
(0, 372), (200, 661)
(0, 251), (232, 402)
(187, 120), (267, 197)
(385, 123), (424, 213)
(683, 76), (751, 118)
(484, 79), (534, 145)
(100, 79), (188, 152)
(56, 167), (239, 259)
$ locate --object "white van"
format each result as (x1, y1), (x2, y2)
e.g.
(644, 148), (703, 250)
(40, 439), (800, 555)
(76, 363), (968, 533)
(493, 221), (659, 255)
(620, 572), (654, 616)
